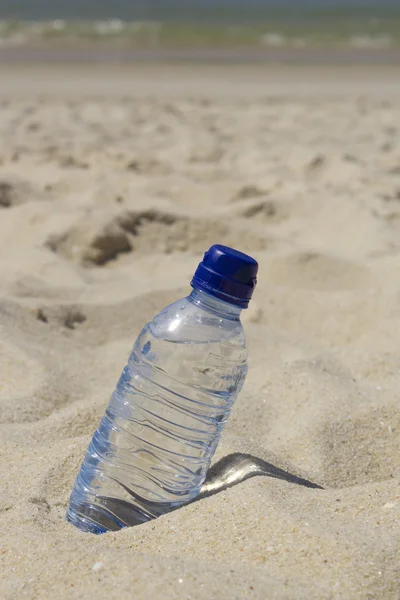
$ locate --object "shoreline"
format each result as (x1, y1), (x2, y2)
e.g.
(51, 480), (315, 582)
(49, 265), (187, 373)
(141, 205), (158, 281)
(0, 45), (400, 66)
(0, 63), (399, 100)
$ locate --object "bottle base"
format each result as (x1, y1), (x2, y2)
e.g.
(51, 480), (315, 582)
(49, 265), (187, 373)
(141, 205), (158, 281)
(66, 506), (110, 535)
(66, 496), (156, 534)
(66, 502), (126, 534)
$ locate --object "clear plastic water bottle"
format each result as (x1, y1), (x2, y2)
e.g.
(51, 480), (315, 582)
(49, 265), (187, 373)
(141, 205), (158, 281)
(66, 244), (258, 533)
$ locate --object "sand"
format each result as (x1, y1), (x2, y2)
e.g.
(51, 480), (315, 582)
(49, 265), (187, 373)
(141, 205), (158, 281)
(0, 65), (399, 600)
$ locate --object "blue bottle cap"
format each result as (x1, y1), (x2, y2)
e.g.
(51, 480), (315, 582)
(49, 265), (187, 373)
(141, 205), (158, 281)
(191, 244), (258, 308)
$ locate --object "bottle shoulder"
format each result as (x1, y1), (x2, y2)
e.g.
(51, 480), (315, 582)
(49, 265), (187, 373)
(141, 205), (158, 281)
(145, 295), (246, 346)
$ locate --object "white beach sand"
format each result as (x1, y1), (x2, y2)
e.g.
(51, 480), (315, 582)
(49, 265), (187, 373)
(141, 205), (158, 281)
(0, 65), (399, 599)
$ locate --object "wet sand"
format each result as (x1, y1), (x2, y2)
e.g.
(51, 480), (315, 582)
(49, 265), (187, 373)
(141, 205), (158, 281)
(0, 45), (400, 65)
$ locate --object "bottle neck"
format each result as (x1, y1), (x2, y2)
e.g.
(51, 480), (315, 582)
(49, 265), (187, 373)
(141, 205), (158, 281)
(188, 288), (242, 319)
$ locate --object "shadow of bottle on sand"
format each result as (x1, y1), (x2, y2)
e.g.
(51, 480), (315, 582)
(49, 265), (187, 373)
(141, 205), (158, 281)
(195, 452), (323, 502)
(94, 453), (323, 531)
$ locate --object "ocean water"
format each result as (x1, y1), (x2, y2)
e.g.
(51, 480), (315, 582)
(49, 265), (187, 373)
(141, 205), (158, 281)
(0, 1), (399, 50)
(0, 1), (399, 22)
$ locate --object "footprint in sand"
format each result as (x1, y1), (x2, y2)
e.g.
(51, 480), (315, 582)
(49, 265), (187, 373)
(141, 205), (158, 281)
(46, 209), (266, 266)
